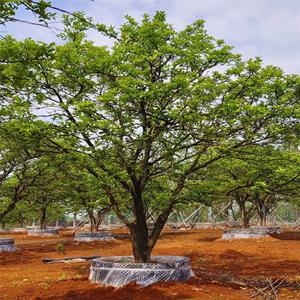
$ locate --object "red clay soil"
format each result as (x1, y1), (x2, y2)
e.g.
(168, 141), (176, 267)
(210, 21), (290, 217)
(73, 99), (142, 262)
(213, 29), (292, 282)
(1, 229), (300, 299)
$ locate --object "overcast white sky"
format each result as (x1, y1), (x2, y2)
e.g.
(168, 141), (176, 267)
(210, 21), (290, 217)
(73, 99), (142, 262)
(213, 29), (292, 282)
(2, 0), (300, 74)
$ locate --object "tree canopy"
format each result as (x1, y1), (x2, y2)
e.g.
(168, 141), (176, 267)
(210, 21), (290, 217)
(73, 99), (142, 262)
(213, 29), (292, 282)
(0, 11), (299, 262)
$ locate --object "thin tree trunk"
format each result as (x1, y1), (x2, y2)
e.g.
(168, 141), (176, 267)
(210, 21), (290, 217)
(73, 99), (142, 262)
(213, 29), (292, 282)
(243, 215), (250, 228)
(0, 202), (17, 223)
(19, 212), (24, 228)
(40, 207), (47, 229)
(95, 210), (104, 231)
(73, 213), (77, 228)
(257, 201), (267, 227)
(259, 214), (267, 226)
(88, 211), (96, 232)
(240, 206), (250, 228)
(208, 207), (213, 222)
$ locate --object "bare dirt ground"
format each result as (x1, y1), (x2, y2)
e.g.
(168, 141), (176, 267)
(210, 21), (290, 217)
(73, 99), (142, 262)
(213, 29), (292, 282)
(1, 228), (300, 300)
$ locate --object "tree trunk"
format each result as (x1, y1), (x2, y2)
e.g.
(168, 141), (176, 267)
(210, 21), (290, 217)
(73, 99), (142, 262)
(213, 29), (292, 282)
(107, 184), (175, 263)
(228, 201), (237, 221)
(208, 207), (213, 222)
(0, 183), (26, 223)
(40, 207), (47, 229)
(240, 206), (250, 228)
(257, 202), (267, 227)
(259, 214), (267, 226)
(73, 213), (77, 228)
(129, 224), (151, 263)
(128, 199), (173, 263)
(88, 211), (96, 232)
(0, 202), (17, 223)
(95, 210), (105, 232)
(243, 216), (250, 228)
(18, 212), (24, 228)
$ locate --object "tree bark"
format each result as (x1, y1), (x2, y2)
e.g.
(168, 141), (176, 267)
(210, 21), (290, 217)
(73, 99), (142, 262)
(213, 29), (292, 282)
(89, 210), (107, 232)
(128, 224), (151, 263)
(87, 210), (97, 232)
(95, 210), (104, 231)
(257, 201), (267, 227)
(18, 212), (24, 228)
(259, 214), (267, 226)
(106, 180), (177, 263)
(0, 202), (17, 223)
(73, 213), (77, 228)
(127, 188), (151, 262)
(129, 198), (174, 263)
(1, 221), (5, 229)
(240, 205), (250, 228)
(40, 207), (47, 229)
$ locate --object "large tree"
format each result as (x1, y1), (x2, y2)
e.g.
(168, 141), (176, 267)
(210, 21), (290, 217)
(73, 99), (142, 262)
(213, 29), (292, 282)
(0, 12), (299, 262)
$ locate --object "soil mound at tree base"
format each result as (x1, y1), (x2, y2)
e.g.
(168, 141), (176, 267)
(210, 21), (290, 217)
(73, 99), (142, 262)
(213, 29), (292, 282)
(27, 228), (58, 236)
(74, 231), (114, 242)
(0, 238), (17, 252)
(222, 226), (281, 239)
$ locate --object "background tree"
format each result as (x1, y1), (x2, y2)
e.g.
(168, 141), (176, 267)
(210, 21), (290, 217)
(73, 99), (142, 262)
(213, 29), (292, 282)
(22, 156), (68, 229)
(61, 163), (112, 232)
(0, 89), (55, 223)
(203, 146), (300, 227)
(0, 157), (42, 226)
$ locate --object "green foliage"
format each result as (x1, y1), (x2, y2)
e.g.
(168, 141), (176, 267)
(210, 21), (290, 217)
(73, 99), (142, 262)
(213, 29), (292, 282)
(0, 0), (54, 25)
(55, 243), (65, 254)
(0, 11), (299, 260)
(195, 145), (300, 225)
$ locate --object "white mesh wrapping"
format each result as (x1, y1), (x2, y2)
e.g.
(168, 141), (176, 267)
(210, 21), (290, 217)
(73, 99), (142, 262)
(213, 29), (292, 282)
(9, 228), (27, 233)
(75, 231), (114, 242)
(27, 228), (58, 236)
(89, 256), (194, 287)
(0, 238), (17, 252)
(222, 226), (281, 239)
(0, 228), (26, 234)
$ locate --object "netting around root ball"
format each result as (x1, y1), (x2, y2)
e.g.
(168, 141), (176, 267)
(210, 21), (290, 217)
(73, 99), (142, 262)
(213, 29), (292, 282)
(27, 228), (58, 236)
(75, 231), (114, 242)
(89, 255), (194, 287)
(0, 228), (27, 234)
(9, 228), (27, 233)
(222, 226), (281, 239)
(0, 238), (17, 252)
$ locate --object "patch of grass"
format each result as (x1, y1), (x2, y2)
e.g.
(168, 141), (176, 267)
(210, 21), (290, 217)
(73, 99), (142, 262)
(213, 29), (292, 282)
(55, 243), (65, 254)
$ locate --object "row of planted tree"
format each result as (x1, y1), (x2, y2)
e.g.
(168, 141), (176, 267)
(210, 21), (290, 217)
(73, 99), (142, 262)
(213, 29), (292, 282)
(0, 7), (300, 262)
